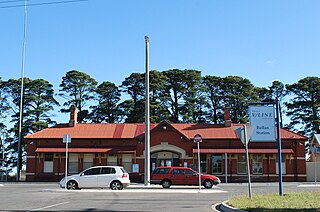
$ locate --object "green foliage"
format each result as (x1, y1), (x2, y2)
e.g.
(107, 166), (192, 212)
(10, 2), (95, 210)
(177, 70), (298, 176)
(59, 70), (97, 123)
(1, 77), (59, 169)
(90, 81), (121, 123)
(286, 76), (320, 137)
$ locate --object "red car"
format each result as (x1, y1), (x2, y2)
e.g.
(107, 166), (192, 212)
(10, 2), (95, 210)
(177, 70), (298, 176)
(151, 166), (221, 188)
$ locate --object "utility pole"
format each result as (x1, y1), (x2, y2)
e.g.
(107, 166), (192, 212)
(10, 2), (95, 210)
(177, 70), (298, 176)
(144, 36), (150, 186)
(17, 0), (28, 181)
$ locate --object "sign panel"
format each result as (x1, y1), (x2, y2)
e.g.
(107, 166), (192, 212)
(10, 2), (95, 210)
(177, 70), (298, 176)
(234, 126), (254, 146)
(193, 134), (202, 143)
(249, 106), (276, 141)
(63, 134), (71, 143)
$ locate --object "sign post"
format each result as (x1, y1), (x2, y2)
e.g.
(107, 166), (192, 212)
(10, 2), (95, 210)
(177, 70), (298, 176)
(234, 125), (254, 199)
(63, 134), (71, 190)
(194, 134), (202, 191)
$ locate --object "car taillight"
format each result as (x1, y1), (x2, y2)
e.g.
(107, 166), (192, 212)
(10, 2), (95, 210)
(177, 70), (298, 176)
(122, 173), (128, 178)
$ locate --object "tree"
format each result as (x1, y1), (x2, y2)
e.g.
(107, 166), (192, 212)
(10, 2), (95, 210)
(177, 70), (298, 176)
(162, 69), (202, 123)
(59, 70), (97, 123)
(286, 77), (320, 137)
(149, 70), (170, 122)
(120, 73), (145, 123)
(90, 81), (121, 123)
(222, 76), (256, 123)
(2, 78), (59, 171)
(269, 81), (286, 127)
(202, 76), (224, 124)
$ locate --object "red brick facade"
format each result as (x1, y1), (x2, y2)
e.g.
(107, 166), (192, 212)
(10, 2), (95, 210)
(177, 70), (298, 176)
(25, 120), (307, 182)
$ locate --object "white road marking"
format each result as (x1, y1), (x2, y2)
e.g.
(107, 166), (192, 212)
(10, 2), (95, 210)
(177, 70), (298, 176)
(298, 184), (320, 187)
(29, 201), (69, 211)
(43, 188), (227, 194)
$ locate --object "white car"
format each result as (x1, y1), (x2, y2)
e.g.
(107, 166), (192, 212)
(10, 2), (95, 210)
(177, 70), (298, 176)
(59, 166), (130, 190)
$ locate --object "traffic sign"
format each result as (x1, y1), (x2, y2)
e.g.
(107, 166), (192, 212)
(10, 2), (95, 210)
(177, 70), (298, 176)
(193, 134), (202, 143)
(63, 134), (71, 143)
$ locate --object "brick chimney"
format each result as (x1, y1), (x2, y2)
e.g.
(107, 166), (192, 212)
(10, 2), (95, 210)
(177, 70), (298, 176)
(69, 105), (78, 127)
(224, 106), (231, 127)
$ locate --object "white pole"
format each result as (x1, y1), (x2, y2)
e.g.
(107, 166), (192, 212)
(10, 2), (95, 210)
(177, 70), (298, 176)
(65, 135), (68, 190)
(197, 142), (201, 191)
(144, 36), (150, 186)
(225, 153), (228, 183)
(17, 0), (28, 182)
(315, 146), (317, 183)
(244, 126), (252, 199)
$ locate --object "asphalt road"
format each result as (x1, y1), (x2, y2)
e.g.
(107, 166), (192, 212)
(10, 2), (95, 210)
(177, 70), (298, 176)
(0, 182), (319, 212)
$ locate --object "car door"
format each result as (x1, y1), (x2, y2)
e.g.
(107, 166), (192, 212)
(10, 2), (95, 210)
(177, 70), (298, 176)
(97, 167), (116, 187)
(184, 169), (199, 185)
(79, 167), (100, 188)
(170, 168), (185, 185)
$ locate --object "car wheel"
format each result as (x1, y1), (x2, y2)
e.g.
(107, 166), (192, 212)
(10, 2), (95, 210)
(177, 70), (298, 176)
(203, 180), (214, 189)
(161, 180), (171, 188)
(67, 180), (78, 190)
(110, 181), (123, 190)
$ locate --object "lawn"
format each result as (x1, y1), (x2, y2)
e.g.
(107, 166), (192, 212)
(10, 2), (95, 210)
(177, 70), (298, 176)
(228, 192), (320, 212)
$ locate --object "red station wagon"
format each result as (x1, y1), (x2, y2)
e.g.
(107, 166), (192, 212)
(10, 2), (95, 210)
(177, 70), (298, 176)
(151, 166), (221, 188)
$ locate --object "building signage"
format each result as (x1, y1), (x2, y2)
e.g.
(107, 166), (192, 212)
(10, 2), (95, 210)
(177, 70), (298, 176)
(249, 106), (276, 141)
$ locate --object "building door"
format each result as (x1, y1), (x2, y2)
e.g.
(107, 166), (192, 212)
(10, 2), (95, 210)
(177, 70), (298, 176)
(157, 159), (172, 167)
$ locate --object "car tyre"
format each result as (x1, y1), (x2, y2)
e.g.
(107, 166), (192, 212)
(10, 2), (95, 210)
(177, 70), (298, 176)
(67, 180), (78, 190)
(203, 180), (214, 189)
(110, 181), (123, 190)
(161, 179), (171, 188)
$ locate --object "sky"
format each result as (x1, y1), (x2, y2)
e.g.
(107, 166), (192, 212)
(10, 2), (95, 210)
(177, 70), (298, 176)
(1, 0), (320, 124)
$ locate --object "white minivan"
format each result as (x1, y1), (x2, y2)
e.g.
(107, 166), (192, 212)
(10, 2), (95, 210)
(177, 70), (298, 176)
(59, 166), (130, 190)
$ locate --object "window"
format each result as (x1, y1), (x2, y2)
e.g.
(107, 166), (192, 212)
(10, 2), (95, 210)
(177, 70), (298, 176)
(83, 167), (100, 176)
(237, 155), (247, 174)
(172, 169), (184, 175)
(252, 154), (263, 175)
(83, 154), (93, 170)
(185, 169), (196, 176)
(69, 154), (79, 174)
(107, 155), (117, 166)
(212, 155), (222, 174)
(44, 153), (53, 173)
(276, 155), (286, 175)
(122, 154), (132, 173)
(200, 154), (207, 173)
(153, 168), (170, 174)
(101, 167), (116, 174)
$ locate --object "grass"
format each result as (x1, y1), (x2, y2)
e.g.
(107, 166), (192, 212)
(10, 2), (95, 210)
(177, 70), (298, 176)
(228, 192), (320, 212)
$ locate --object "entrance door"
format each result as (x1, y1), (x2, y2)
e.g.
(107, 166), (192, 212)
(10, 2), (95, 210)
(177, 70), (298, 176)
(158, 159), (172, 167)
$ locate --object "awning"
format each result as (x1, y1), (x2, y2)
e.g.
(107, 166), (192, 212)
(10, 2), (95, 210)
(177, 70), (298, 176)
(35, 148), (112, 153)
(192, 148), (293, 154)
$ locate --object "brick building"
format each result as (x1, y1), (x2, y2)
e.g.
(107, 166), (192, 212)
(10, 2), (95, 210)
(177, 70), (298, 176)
(25, 108), (307, 182)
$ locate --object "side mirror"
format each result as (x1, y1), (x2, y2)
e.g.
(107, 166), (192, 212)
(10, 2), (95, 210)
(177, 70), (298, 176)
(80, 172), (84, 176)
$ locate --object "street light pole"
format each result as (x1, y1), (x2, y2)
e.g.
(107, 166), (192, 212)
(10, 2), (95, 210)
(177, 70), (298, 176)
(144, 35), (150, 186)
(17, 0), (28, 181)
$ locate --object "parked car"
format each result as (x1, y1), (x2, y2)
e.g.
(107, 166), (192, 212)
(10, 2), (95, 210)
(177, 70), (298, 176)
(151, 166), (221, 188)
(59, 166), (130, 190)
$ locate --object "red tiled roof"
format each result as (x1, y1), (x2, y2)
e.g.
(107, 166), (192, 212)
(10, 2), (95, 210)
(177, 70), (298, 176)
(35, 148), (111, 153)
(193, 148), (294, 154)
(25, 122), (306, 140)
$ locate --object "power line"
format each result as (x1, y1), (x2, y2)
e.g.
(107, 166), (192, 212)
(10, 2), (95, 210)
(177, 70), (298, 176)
(0, 0), (88, 9)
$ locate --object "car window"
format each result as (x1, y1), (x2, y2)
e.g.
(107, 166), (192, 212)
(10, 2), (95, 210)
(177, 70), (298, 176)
(153, 168), (170, 174)
(83, 168), (101, 176)
(172, 169), (184, 175)
(101, 167), (116, 174)
(184, 169), (196, 175)
(120, 168), (127, 173)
